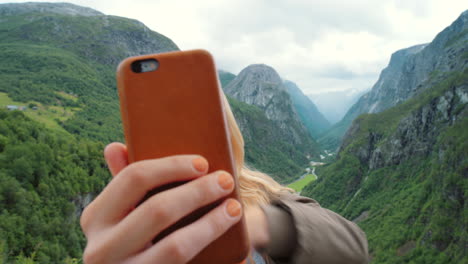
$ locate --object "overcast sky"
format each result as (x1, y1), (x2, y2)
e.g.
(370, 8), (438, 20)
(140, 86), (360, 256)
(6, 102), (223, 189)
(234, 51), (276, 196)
(2, 0), (467, 94)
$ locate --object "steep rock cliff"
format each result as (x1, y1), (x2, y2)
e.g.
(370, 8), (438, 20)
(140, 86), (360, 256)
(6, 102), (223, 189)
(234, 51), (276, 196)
(319, 10), (468, 150)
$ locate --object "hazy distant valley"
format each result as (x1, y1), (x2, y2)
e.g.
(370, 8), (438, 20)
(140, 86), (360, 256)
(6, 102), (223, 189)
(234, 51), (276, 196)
(308, 88), (370, 124)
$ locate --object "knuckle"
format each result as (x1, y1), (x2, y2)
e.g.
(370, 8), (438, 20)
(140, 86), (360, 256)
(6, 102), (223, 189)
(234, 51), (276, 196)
(82, 244), (105, 264)
(126, 163), (148, 188)
(207, 213), (226, 237)
(165, 240), (190, 264)
(80, 205), (93, 233)
(166, 155), (188, 171)
(191, 182), (210, 203)
(147, 195), (171, 222)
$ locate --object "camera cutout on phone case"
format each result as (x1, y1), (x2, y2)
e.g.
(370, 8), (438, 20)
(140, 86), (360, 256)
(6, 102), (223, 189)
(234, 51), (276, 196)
(131, 59), (159, 73)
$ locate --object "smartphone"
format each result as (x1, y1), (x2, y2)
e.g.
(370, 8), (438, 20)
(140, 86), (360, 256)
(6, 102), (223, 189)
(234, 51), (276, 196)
(116, 50), (249, 264)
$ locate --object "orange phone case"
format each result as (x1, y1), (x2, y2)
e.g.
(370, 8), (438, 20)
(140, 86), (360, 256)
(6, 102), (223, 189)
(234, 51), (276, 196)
(117, 50), (249, 264)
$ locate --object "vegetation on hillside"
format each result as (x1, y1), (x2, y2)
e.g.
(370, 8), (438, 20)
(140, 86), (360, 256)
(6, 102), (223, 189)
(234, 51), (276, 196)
(228, 97), (310, 183)
(0, 43), (123, 143)
(287, 173), (316, 192)
(302, 70), (468, 263)
(218, 70), (236, 88)
(0, 110), (110, 263)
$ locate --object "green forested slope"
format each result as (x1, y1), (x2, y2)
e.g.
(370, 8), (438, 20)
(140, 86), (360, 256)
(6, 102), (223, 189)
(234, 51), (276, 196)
(218, 70), (236, 88)
(0, 43), (123, 142)
(0, 110), (110, 263)
(0, 6), (179, 143)
(302, 70), (468, 263)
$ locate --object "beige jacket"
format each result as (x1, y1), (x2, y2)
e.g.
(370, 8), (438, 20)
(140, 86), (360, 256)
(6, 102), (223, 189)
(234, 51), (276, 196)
(260, 194), (369, 264)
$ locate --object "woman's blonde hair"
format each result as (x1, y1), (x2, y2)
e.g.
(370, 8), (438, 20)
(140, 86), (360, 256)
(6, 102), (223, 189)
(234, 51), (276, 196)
(221, 94), (294, 207)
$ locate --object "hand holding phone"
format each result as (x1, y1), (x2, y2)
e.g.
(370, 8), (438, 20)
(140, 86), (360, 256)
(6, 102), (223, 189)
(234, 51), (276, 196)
(80, 143), (243, 264)
(96, 50), (248, 263)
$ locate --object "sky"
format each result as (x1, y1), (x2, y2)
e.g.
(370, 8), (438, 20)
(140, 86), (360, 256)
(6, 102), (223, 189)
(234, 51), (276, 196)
(1, 0), (467, 95)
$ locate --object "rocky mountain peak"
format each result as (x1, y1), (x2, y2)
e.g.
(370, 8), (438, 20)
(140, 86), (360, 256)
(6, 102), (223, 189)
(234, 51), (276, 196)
(452, 9), (467, 27)
(224, 63), (286, 110)
(359, 10), (467, 115)
(0, 2), (104, 17)
(387, 44), (427, 69)
(224, 64), (317, 148)
(238, 64), (284, 88)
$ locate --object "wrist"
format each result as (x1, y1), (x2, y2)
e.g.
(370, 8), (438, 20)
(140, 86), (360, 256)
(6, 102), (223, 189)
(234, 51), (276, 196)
(245, 206), (270, 249)
(253, 207), (270, 249)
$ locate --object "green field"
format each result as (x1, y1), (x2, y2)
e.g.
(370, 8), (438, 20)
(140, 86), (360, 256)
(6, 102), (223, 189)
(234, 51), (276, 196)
(288, 172), (317, 192)
(0, 92), (80, 133)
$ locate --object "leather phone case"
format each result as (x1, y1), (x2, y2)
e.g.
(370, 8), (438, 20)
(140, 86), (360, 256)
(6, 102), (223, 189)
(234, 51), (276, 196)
(117, 50), (249, 264)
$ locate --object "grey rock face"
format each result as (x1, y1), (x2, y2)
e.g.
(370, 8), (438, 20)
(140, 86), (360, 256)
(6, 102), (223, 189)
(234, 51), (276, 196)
(351, 10), (467, 118)
(225, 64), (288, 120)
(328, 10), (468, 150)
(225, 64), (314, 147)
(0, 2), (103, 16)
(348, 84), (467, 171)
(72, 193), (94, 218)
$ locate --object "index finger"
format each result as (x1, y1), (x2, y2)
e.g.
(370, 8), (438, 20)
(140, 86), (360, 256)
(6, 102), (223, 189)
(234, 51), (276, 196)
(104, 142), (129, 177)
(81, 155), (209, 231)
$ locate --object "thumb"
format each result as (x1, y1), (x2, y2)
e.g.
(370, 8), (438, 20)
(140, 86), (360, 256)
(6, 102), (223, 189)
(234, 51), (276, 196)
(104, 142), (129, 177)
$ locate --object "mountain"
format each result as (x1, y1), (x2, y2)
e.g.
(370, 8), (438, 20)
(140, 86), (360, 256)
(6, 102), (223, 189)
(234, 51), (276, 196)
(0, 2), (179, 143)
(308, 88), (369, 124)
(225, 64), (288, 120)
(224, 64), (320, 156)
(218, 70), (236, 88)
(224, 65), (320, 181)
(0, 2), (179, 66)
(319, 11), (468, 151)
(304, 69), (467, 264)
(302, 11), (468, 263)
(284, 80), (330, 138)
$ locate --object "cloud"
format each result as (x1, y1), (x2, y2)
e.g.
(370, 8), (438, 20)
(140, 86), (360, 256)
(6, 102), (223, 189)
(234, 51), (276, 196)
(1, 0), (467, 94)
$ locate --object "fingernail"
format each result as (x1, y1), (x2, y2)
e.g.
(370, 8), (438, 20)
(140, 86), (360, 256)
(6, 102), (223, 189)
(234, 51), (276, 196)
(192, 157), (208, 173)
(226, 199), (241, 217)
(218, 173), (234, 190)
